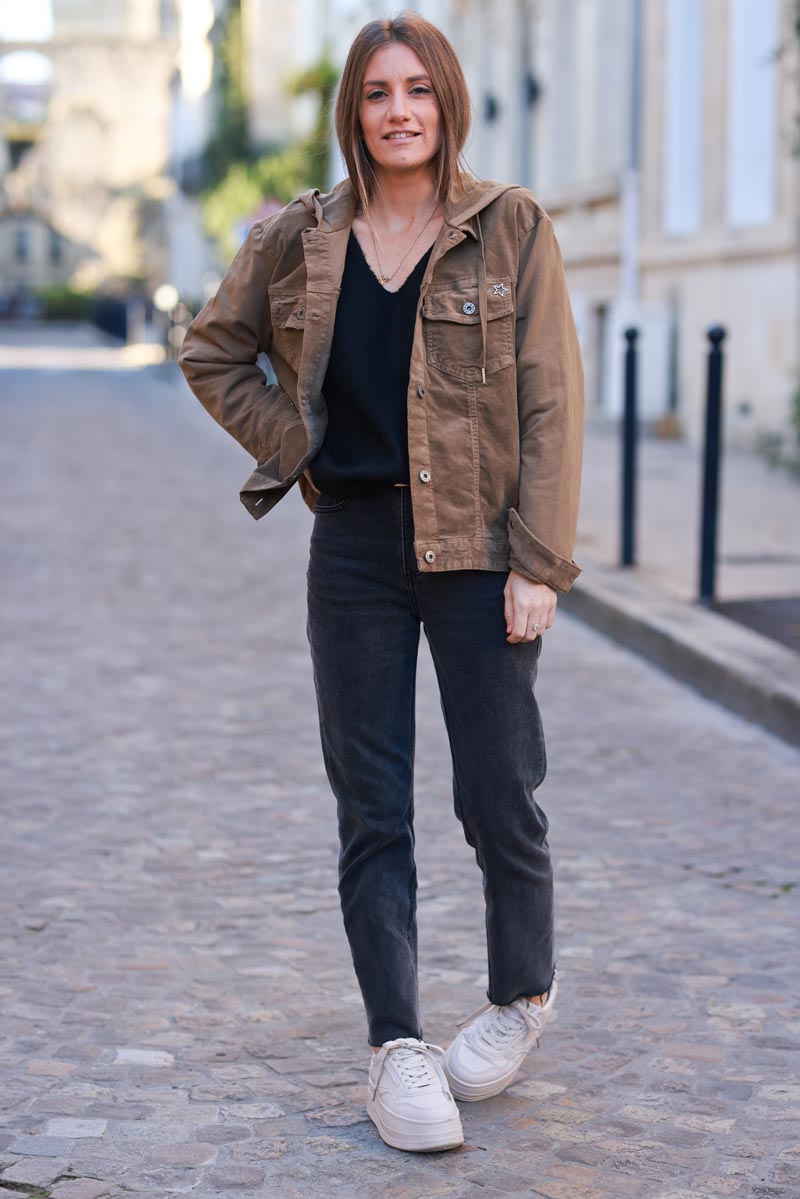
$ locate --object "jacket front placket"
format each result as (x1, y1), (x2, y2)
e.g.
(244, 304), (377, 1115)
(405, 222), (471, 569)
(295, 221), (352, 466)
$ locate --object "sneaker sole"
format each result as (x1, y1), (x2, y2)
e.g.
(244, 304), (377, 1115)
(366, 1094), (464, 1152)
(442, 1052), (526, 1102)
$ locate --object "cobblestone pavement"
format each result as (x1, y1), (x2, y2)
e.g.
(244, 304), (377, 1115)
(1, 353), (799, 1199)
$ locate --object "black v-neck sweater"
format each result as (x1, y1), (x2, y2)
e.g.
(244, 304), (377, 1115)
(307, 229), (432, 497)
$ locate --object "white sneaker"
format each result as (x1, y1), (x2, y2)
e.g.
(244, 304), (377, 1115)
(367, 1036), (464, 1152)
(442, 968), (558, 1101)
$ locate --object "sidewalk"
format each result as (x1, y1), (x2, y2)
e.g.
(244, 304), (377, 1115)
(564, 421), (800, 747)
(0, 320), (164, 370)
(577, 420), (800, 608)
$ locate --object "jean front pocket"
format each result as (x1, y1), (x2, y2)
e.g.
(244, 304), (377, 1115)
(314, 492), (352, 513)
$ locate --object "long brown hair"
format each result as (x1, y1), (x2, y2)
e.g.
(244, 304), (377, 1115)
(334, 11), (475, 216)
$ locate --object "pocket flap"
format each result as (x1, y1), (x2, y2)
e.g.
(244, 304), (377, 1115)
(269, 293), (308, 329)
(423, 277), (514, 324)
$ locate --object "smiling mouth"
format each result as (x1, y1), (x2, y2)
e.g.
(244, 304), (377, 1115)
(383, 132), (421, 140)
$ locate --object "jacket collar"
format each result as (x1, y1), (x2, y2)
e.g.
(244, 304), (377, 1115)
(297, 174), (519, 239)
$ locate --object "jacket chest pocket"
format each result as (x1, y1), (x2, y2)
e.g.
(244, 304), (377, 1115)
(422, 276), (515, 382)
(269, 291), (307, 372)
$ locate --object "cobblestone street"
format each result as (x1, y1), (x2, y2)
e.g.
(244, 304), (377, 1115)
(1, 353), (799, 1198)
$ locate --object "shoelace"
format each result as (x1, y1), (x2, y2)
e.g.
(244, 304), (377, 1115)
(370, 1036), (450, 1100)
(455, 997), (547, 1053)
(478, 1003), (541, 1051)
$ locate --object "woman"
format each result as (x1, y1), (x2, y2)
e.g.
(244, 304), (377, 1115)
(179, 11), (584, 1155)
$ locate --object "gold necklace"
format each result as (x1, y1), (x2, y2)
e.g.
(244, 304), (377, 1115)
(366, 201), (440, 286)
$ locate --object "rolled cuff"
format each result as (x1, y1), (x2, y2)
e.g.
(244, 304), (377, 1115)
(507, 506), (582, 593)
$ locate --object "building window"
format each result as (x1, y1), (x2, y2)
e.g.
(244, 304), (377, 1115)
(549, 0), (576, 190)
(14, 228), (29, 263)
(593, 0), (630, 180)
(160, 0), (177, 36)
(662, 0), (703, 235)
(8, 139), (36, 170)
(726, 0), (778, 227)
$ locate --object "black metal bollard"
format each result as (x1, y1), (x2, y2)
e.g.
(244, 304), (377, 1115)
(620, 327), (639, 567)
(698, 326), (727, 605)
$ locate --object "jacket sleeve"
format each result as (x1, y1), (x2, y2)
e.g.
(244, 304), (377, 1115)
(507, 214), (584, 593)
(178, 220), (292, 462)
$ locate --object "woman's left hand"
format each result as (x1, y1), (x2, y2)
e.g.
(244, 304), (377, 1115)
(504, 569), (557, 643)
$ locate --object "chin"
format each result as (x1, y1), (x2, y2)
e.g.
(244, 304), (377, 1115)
(375, 146), (435, 167)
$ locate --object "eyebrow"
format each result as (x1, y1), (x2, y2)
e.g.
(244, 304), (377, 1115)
(363, 75), (431, 86)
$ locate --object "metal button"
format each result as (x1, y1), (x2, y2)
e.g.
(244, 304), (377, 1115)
(463, 301), (476, 315)
(417, 386), (426, 397)
(419, 469), (431, 483)
(296, 307), (306, 318)
(424, 549), (436, 563)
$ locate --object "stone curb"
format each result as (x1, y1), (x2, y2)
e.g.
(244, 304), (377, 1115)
(561, 562), (800, 748)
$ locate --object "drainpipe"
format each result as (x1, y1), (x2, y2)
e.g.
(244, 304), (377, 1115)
(619, 0), (642, 304)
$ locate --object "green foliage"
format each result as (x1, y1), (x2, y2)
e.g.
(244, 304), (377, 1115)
(34, 284), (94, 320)
(288, 53), (340, 195)
(754, 378), (800, 479)
(199, 47), (340, 264)
(790, 381), (800, 446)
(202, 0), (249, 189)
(201, 146), (311, 263)
(755, 428), (785, 467)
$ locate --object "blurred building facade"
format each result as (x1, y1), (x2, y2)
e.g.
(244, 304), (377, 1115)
(527, 0), (796, 450)
(0, 0), (223, 308)
(165, 0), (224, 302)
(0, 0), (180, 300)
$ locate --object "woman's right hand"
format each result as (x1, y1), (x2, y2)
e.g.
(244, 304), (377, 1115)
(503, 569), (557, 644)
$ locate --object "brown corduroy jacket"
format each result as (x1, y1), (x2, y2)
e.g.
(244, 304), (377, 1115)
(178, 174), (585, 592)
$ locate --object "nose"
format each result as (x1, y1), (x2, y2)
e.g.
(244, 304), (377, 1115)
(387, 86), (412, 121)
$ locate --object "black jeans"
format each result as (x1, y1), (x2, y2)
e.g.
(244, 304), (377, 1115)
(306, 485), (555, 1047)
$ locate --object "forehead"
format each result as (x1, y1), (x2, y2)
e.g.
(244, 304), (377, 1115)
(362, 41), (429, 82)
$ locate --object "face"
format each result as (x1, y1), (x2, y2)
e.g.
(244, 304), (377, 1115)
(358, 42), (442, 179)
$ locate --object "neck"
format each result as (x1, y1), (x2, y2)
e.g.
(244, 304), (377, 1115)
(361, 166), (440, 229)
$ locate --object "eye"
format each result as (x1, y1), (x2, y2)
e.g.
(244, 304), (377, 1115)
(365, 85), (433, 101)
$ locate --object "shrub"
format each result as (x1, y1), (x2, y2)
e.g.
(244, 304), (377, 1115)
(35, 284), (94, 320)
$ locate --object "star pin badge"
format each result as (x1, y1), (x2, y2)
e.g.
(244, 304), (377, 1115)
(492, 282), (510, 297)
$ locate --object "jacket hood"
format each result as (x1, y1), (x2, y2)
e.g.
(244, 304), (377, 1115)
(297, 174), (519, 234)
(297, 175), (522, 386)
